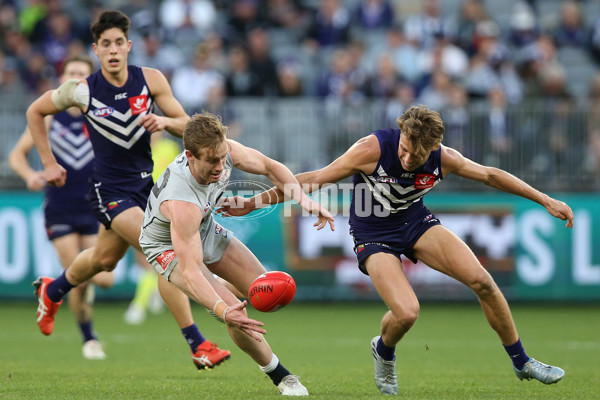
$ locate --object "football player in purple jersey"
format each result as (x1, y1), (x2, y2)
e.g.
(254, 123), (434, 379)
(221, 105), (574, 394)
(10, 55), (113, 360)
(27, 10), (229, 370)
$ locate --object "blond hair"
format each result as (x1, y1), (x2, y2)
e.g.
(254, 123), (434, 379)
(397, 105), (445, 159)
(183, 112), (228, 159)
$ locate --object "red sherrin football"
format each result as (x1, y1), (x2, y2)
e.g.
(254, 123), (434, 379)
(248, 271), (296, 312)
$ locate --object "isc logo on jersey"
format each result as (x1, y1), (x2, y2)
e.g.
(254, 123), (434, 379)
(128, 95), (148, 115)
(93, 107), (115, 117)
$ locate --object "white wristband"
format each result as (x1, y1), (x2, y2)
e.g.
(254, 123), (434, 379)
(222, 306), (230, 323)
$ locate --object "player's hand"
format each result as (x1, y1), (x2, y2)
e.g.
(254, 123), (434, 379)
(44, 162), (67, 187)
(223, 300), (266, 341)
(27, 171), (46, 191)
(301, 198), (335, 231)
(545, 198), (574, 228)
(139, 114), (167, 133)
(216, 195), (254, 217)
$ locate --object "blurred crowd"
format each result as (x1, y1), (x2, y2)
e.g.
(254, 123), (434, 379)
(2, 0), (600, 107)
(2, 0), (600, 185)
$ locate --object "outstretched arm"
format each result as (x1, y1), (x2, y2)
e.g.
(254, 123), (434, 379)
(161, 199), (266, 340)
(441, 145), (574, 228)
(219, 135), (379, 218)
(142, 68), (189, 137)
(227, 139), (339, 230)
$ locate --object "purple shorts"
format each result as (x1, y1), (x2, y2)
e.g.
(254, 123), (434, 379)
(349, 209), (441, 275)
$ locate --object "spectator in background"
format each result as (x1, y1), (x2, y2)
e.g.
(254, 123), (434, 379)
(171, 43), (224, 113)
(264, 0), (307, 30)
(416, 69), (452, 112)
(382, 82), (417, 128)
(129, 30), (184, 82)
(247, 27), (279, 96)
(225, 44), (262, 97)
(585, 74), (600, 180)
(276, 58), (304, 97)
(226, 0), (264, 43)
(353, 0), (394, 31)
(454, 0), (490, 57)
(551, 0), (587, 48)
(159, 0), (217, 54)
(363, 53), (399, 98)
(0, 51), (26, 96)
(508, 2), (539, 50)
(403, 0), (455, 50)
(465, 20), (523, 104)
(368, 26), (421, 84)
(481, 87), (513, 169)
(304, 0), (351, 53)
(417, 31), (469, 81)
(202, 81), (243, 140)
(442, 83), (471, 158)
(317, 48), (364, 105)
(39, 10), (77, 73)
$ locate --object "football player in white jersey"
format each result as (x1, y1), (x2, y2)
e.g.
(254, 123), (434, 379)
(140, 112), (334, 395)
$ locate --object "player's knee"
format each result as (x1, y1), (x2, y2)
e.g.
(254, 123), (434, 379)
(468, 272), (496, 298)
(389, 303), (419, 329)
(91, 254), (119, 272)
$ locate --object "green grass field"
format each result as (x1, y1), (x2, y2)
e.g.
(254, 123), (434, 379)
(1, 301), (599, 399)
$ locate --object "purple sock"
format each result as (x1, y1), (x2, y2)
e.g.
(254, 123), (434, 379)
(79, 321), (97, 343)
(503, 338), (530, 370)
(181, 324), (206, 352)
(377, 337), (396, 361)
(47, 271), (75, 303)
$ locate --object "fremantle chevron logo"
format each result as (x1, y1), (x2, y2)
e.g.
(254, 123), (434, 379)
(93, 106), (115, 117)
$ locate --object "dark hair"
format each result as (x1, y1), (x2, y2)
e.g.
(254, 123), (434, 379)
(183, 112), (228, 159)
(90, 10), (130, 43)
(61, 54), (94, 75)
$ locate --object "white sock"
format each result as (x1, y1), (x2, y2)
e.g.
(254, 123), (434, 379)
(259, 353), (279, 373)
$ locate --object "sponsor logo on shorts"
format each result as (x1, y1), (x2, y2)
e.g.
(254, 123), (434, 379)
(357, 244), (365, 253)
(156, 250), (176, 271)
(93, 107), (115, 117)
(107, 201), (119, 210)
(215, 223), (223, 235)
(415, 174), (436, 189)
(128, 95), (148, 115)
(423, 214), (439, 223)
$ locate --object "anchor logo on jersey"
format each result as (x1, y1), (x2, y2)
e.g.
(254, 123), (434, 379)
(128, 94), (148, 115)
(414, 174), (436, 189)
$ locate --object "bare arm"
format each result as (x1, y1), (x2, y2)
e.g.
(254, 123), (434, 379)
(220, 135), (379, 214)
(228, 139), (335, 230)
(142, 68), (189, 137)
(8, 125), (48, 191)
(160, 199), (266, 339)
(441, 145), (574, 228)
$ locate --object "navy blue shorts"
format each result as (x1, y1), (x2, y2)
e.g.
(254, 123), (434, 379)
(44, 207), (99, 241)
(87, 178), (153, 229)
(349, 209), (441, 275)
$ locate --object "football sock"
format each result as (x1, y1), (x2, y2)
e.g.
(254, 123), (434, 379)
(47, 271), (75, 303)
(182, 324), (206, 352)
(377, 336), (396, 361)
(79, 321), (97, 343)
(131, 269), (158, 309)
(503, 338), (530, 370)
(259, 354), (290, 386)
